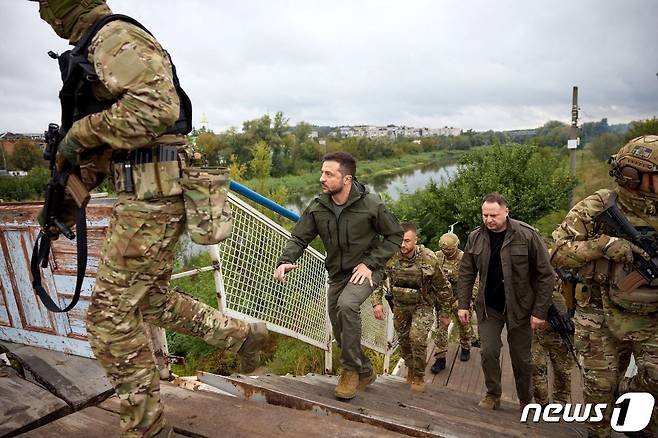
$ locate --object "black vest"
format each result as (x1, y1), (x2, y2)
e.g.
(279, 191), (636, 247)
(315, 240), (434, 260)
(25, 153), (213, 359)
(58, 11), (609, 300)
(56, 14), (192, 135)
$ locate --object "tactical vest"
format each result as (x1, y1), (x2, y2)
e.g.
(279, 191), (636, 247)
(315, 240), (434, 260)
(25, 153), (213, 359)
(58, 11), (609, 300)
(436, 249), (462, 286)
(56, 14), (192, 135)
(579, 190), (658, 314)
(388, 246), (436, 307)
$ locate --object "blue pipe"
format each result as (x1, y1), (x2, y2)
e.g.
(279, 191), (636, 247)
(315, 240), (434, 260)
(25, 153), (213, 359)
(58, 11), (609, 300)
(229, 180), (300, 222)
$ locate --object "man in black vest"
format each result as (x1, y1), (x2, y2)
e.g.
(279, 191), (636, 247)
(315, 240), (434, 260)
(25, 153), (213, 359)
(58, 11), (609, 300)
(33, 1), (267, 436)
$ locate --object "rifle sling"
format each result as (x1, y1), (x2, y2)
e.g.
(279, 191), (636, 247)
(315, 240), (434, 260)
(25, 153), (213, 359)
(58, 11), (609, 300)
(30, 206), (88, 313)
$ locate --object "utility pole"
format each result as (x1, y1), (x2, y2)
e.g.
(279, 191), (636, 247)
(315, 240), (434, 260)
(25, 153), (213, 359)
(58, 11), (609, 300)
(568, 86), (579, 208)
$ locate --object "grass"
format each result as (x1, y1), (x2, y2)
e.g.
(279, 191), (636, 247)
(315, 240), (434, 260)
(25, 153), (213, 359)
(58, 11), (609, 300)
(533, 146), (612, 238)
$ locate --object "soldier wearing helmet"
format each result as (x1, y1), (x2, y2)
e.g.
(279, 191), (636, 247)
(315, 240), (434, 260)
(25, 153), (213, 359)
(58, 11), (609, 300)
(32, 1), (268, 436)
(552, 135), (658, 437)
(430, 232), (480, 373)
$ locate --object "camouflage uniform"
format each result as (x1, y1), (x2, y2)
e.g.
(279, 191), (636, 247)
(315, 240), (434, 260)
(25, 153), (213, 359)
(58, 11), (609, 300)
(431, 248), (479, 359)
(372, 245), (452, 378)
(531, 280), (574, 405)
(36, 3), (255, 437)
(552, 135), (658, 438)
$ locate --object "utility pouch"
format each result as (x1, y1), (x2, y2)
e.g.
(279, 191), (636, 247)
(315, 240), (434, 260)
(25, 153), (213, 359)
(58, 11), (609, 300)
(180, 166), (232, 245)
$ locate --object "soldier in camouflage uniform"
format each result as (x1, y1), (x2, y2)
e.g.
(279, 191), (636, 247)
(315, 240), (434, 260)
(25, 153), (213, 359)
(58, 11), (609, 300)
(34, 1), (267, 437)
(552, 135), (658, 437)
(431, 232), (479, 373)
(531, 275), (574, 405)
(372, 223), (452, 392)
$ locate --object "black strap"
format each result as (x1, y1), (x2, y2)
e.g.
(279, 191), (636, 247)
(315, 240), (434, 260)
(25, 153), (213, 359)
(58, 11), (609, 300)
(30, 207), (88, 313)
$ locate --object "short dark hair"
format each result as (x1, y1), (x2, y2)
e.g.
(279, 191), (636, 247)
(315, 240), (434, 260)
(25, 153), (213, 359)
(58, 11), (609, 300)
(323, 151), (356, 177)
(401, 222), (417, 234)
(481, 192), (508, 207)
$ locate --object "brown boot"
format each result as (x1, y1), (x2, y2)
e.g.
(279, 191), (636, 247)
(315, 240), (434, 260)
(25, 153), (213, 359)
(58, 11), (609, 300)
(410, 374), (425, 393)
(478, 395), (501, 410)
(358, 369), (377, 390)
(335, 370), (359, 400)
(238, 322), (268, 373)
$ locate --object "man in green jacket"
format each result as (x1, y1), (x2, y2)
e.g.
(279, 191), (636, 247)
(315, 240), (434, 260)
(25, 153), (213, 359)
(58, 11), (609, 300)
(274, 152), (403, 400)
(456, 192), (553, 410)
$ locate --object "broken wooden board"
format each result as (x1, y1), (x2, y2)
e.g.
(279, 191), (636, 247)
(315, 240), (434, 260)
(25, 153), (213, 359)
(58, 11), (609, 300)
(96, 381), (402, 437)
(0, 340), (113, 410)
(18, 406), (120, 438)
(0, 365), (71, 438)
(200, 372), (587, 437)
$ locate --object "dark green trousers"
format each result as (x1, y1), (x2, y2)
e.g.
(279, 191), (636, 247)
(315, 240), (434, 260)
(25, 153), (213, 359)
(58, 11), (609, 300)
(327, 276), (374, 374)
(479, 307), (533, 403)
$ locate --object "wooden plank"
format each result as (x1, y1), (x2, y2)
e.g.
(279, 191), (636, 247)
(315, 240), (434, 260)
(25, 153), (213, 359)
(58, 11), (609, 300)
(0, 365), (71, 437)
(427, 343), (458, 387)
(201, 372), (586, 437)
(19, 406), (120, 438)
(0, 341), (113, 410)
(98, 382), (402, 438)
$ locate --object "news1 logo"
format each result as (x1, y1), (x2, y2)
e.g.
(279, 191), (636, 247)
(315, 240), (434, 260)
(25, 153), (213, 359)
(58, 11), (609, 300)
(520, 392), (655, 432)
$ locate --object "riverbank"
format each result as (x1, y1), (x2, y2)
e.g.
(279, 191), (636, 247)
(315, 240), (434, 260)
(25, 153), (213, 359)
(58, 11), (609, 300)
(242, 149), (463, 197)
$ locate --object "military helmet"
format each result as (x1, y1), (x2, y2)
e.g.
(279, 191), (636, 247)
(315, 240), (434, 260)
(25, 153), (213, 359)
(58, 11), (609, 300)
(439, 232), (459, 248)
(609, 135), (658, 190)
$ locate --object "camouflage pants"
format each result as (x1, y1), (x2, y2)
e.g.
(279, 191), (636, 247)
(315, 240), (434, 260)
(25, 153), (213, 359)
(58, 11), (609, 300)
(86, 194), (249, 438)
(574, 285), (658, 438)
(531, 328), (574, 405)
(432, 307), (478, 359)
(394, 305), (434, 377)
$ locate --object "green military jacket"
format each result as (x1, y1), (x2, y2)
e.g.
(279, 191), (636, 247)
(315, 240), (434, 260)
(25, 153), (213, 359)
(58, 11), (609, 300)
(372, 245), (452, 316)
(456, 218), (555, 326)
(276, 181), (403, 283)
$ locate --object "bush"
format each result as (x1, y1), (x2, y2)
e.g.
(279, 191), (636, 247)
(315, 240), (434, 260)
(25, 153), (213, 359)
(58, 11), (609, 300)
(391, 143), (576, 247)
(0, 167), (49, 201)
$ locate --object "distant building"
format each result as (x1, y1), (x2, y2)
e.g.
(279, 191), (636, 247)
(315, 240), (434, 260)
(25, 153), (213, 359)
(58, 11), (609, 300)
(334, 125), (461, 139)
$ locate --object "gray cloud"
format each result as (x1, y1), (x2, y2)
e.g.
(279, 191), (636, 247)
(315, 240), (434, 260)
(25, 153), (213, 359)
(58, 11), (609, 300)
(1, 0), (656, 133)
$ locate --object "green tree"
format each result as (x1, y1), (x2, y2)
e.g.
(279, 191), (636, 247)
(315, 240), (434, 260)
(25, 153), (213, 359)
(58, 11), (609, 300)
(391, 143), (576, 247)
(625, 117), (658, 141)
(249, 141), (272, 193)
(589, 132), (624, 161)
(195, 131), (223, 165)
(228, 154), (247, 182)
(7, 139), (45, 171)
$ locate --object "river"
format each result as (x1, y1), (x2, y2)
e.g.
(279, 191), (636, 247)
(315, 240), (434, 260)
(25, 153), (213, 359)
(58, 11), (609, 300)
(285, 162), (459, 215)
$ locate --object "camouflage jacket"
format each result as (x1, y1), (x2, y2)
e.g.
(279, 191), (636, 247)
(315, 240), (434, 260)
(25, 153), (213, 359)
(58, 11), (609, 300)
(436, 249), (479, 302)
(372, 245), (452, 316)
(68, 15), (183, 151)
(457, 218), (554, 325)
(277, 181), (403, 283)
(552, 188), (658, 314)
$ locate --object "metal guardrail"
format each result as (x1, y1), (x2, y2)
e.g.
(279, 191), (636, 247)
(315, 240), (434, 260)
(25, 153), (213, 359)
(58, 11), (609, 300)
(172, 181), (396, 373)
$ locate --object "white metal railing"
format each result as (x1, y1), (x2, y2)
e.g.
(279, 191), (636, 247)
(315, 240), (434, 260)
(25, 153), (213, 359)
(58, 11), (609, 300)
(171, 191), (397, 373)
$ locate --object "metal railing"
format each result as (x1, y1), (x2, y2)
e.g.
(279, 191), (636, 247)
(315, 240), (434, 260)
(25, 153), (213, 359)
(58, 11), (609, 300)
(171, 181), (397, 373)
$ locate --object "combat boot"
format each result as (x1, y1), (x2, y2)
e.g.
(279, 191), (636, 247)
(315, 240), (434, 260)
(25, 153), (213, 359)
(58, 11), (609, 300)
(335, 369), (359, 400)
(430, 356), (446, 374)
(478, 395), (501, 410)
(238, 322), (268, 374)
(460, 347), (471, 362)
(358, 369), (377, 390)
(471, 339), (481, 348)
(410, 374), (425, 393)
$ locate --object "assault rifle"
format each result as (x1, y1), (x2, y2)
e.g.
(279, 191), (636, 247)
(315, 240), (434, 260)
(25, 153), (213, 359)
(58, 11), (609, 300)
(30, 123), (90, 312)
(555, 268), (583, 314)
(547, 303), (581, 370)
(592, 192), (658, 292)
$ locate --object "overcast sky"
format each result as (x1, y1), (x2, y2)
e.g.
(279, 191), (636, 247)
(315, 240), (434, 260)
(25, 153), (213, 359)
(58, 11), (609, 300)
(1, 1), (656, 134)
